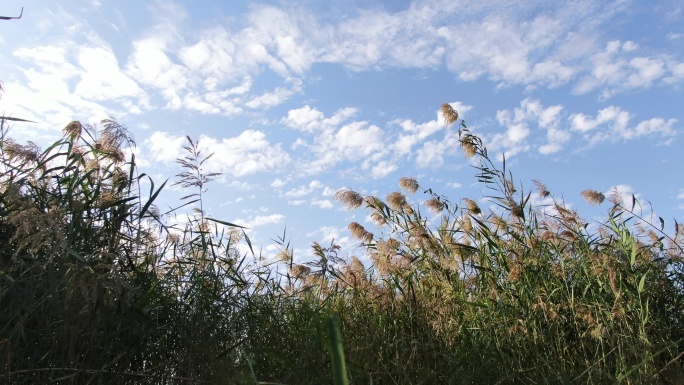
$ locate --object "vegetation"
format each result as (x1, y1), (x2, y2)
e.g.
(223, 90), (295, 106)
(0, 100), (682, 384)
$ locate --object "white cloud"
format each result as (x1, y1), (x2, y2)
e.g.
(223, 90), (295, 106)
(393, 118), (444, 155)
(322, 186), (337, 196)
(126, 37), (188, 108)
(282, 102), (472, 176)
(626, 118), (678, 140)
(490, 98), (569, 157)
(75, 46), (147, 103)
(415, 137), (456, 168)
(271, 178), (287, 188)
(569, 107), (677, 144)
(570, 106), (631, 133)
(281, 105), (325, 132)
(574, 40), (679, 97)
(301, 119), (388, 175)
(239, 214), (285, 229)
(145, 131), (186, 163)
(7, 1), (683, 132)
(284, 180), (324, 198)
(144, 130), (290, 176)
(282, 105), (359, 134)
(539, 128), (571, 154)
(627, 57), (665, 87)
(7, 43), (146, 133)
(245, 78), (303, 109)
(370, 160), (397, 178)
(311, 200), (333, 209)
(200, 131), (291, 176)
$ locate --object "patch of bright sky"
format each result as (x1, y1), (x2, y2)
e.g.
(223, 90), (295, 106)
(0, 0), (682, 263)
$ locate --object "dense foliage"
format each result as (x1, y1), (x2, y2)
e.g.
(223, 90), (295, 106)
(0, 103), (682, 384)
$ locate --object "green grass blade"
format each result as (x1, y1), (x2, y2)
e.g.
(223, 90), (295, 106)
(327, 314), (349, 385)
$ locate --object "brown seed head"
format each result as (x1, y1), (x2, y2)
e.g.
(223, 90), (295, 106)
(492, 215), (507, 231)
(440, 103), (459, 126)
(334, 189), (364, 210)
(370, 212), (387, 226)
(647, 230), (660, 245)
(676, 223), (684, 237)
(581, 189), (605, 205)
(511, 204), (524, 218)
(3, 140), (40, 164)
(63, 121), (83, 141)
(460, 136), (477, 158)
(348, 222), (373, 243)
(290, 264), (311, 279)
(386, 191), (407, 211)
(504, 179), (517, 194)
(408, 222), (429, 241)
(424, 197), (444, 214)
(349, 256), (365, 274)
(463, 198), (481, 214)
(508, 262), (523, 282)
(399, 177), (420, 194)
(533, 179), (550, 198)
(461, 216), (473, 232)
(277, 248), (293, 263)
(363, 195), (380, 208)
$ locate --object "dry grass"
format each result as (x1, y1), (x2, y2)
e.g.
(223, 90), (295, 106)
(1, 103), (682, 384)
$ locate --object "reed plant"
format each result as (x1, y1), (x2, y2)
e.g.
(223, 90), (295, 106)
(0, 99), (681, 384)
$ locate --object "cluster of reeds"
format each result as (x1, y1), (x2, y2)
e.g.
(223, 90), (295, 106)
(320, 104), (684, 383)
(0, 100), (682, 384)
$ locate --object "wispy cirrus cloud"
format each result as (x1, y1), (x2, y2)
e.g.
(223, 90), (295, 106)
(573, 40), (684, 98)
(6, 0), (684, 134)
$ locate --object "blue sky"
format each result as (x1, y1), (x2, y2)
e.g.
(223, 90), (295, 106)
(1, 0), (683, 262)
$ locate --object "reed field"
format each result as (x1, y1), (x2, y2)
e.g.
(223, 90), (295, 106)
(1, 102), (682, 384)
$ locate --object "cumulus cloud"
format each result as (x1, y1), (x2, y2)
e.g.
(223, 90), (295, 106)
(281, 105), (325, 132)
(7, 43), (147, 135)
(574, 40), (680, 97)
(281, 101), (471, 176)
(199, 131), (291, 176)
(570, 107), (677, 144)
(145, 131), (186, 163)
(489, 98), (570, 157)
(144, 130), (290, 176)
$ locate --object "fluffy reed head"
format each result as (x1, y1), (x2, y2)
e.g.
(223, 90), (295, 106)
(581, 189), (605, 205)
(533, 180), (550, 198)
(63, 121), (83, 141)
(424, 197), (445, 214)
(399, 177), (420, 194)
(386, 191), (408, 211)
(349, 222), (373, 243)
(440, 103), (459, 126)
(460, 135), (477, 158)
(463, 198), (481, 214)
(334, 189), (364, 210)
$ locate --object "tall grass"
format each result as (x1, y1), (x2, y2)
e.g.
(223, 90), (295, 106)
(0, 101), (682, 384)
